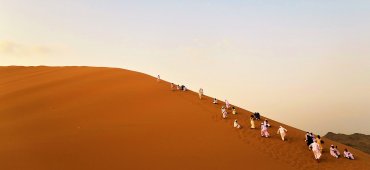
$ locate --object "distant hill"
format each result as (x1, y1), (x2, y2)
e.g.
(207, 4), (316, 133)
(324, 132), (370, 154)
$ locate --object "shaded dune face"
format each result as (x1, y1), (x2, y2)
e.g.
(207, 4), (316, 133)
(0, 66), (369, 170)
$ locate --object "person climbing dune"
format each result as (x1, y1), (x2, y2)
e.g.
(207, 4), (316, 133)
(330, 145), (340, 158)
(213, 98), (218, 104)
(234, 119), (241, 129)
(309, 140), (322, 162)
(277, 126), (288, 141)
(344, 148), (355, 160)
(221, 106), (227, 119)
(232, 107), (237, 115)
(250, 115), (255, 129)
(171, 83), (175, 91)
(261, 123), (270, 137)
(225, 100), (230, 109)
(199, 88), (203, 99)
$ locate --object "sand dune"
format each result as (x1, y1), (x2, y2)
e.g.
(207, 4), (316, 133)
(0, 66), (369, 170)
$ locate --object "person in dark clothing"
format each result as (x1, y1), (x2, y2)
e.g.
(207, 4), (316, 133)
(305, 132), (314, 147)
(253, 112), (261, 120)
(180, 85), (186, 91)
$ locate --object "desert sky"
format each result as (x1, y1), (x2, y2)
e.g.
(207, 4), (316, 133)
(1, 0), (369, 135)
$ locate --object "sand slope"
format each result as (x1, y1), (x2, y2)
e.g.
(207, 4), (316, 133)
(0, 66), (369, 170)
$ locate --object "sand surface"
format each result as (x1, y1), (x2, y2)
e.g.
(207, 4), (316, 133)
(0, 66), (369, 170)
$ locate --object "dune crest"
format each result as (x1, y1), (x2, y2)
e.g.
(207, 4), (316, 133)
(0, 66), (369, 170)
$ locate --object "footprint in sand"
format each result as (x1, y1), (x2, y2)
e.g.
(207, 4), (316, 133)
(211, 114), (221, 121)
(237, 130), (250, 143)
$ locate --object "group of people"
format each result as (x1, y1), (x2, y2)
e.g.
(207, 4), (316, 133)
(220, 100), (234, 118)
(170, 83), (187, 91)
(216, 99), (288, 142)
(163, 78), (357, 163)
(305, 132), (355, 162)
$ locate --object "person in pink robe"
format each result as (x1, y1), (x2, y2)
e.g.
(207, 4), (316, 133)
(260, 123), (269, 137)
(225, 100), (230, 109)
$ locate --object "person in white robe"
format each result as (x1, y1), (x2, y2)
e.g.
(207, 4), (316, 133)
(234, 119), (241, 129)
(221, 106), (227, 119)
(232, 107), (237, 115)
(330, 145), (340, 158)
(277, 126), (288, 141)
(221, 106), (226, 114)
(334, 146), (340, 157)
(213, 98), (218, 104)
(198, 88), (203, 99)
(343, 148), (354, 160)
(157, 75), (160, 82)
(309, 140), (322, 161)
(250, 115), (255, 129)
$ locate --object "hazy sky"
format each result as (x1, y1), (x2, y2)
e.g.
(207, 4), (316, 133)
(1, 0), (369, 135)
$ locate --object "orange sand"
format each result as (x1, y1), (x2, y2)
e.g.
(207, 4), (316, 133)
(0, 66), (369, 170)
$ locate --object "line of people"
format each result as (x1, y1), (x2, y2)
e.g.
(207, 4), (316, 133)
(170, 83), (187, 91)
(215, 98), (288, 141)
(165, 79), (357, 163)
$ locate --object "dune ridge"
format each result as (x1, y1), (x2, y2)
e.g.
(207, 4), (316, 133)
(0, 66), (369, 170)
